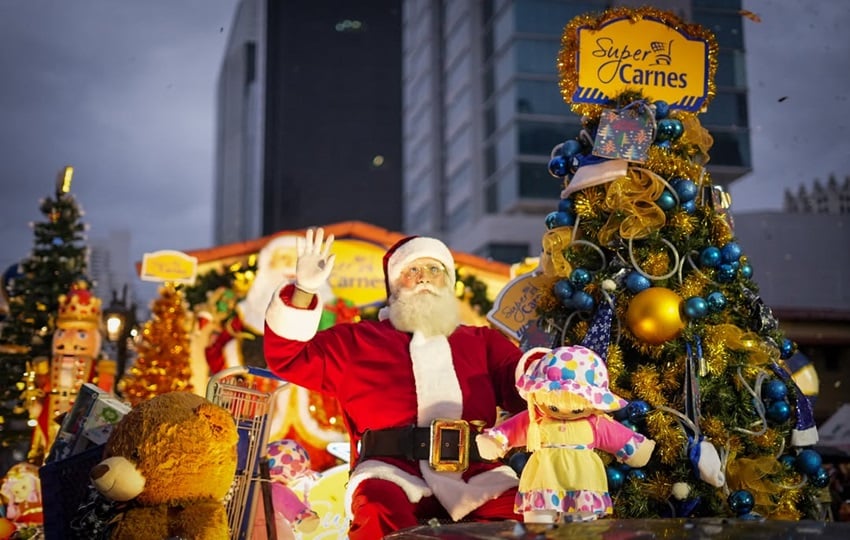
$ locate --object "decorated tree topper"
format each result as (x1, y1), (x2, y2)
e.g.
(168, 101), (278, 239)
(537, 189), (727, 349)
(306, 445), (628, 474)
(558, 6), (718, 115)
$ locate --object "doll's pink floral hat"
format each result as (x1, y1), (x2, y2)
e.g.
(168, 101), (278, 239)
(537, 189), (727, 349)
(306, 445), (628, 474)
(516, 345), (627, 412)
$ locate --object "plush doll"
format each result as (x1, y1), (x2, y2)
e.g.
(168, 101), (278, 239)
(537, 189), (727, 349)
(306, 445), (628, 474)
(0, 462), (43, 526)
(89, 391), (238, 540)
(476, 345), (656, 524)
(265, 439), (320, 533)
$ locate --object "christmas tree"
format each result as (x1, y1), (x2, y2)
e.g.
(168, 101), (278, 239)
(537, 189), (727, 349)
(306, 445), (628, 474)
(0, 166), (90, 473)
(524, 8), (822, 520)
(119, 282), (193, 406)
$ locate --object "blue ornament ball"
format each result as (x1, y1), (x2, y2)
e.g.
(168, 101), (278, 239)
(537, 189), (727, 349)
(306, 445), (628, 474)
(656, 189), (677, 211)
(766, 400), (791, 424)
(508, 451), (531, 476)
(548, 155), (569, 177)
(796, 449), (823, 476)
(626, 400), (652, 423)
(571, 290), (595, 312)
(558, 198), (575, 214)
(717, 264), (736, 283)
(684, 296), (708, 319)
(780, 339), (795, 360)
(627, 469), (647, 481)
(545, 211), (574, 230)
(720, 242), (742, 263)
(553, 279), (574, 302)
(674, 179), (698, 203)
(681, 200), (696, 214)
(570, 268), (592, 287)
(656, 118), (684, 141)
(606, 466), (625, 491)
(740, 264), (753, 279)
(699, 247), (722, 268)
(762, 379), (788, 401)
(811, 466), (830, 488)
(560, 139), (583, 159)
(625, 271), (651, 293)
(654, 100), (670, 119)
(706, 291), (727, 312)
(779, 454), (797, 469)
(728, 490), (755, 516)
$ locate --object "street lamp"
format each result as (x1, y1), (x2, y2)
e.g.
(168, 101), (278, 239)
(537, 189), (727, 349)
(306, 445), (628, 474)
(103, 284), (136, 378)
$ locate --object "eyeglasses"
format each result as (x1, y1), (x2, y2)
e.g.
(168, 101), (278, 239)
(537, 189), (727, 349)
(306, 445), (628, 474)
(401, 263), (446, 280)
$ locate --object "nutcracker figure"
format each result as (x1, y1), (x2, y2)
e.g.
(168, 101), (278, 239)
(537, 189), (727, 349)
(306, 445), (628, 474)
(27, 281), (116, 462)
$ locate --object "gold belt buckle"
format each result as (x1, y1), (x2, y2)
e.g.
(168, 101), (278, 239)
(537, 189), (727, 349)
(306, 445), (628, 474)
(429, 419), (470, 472)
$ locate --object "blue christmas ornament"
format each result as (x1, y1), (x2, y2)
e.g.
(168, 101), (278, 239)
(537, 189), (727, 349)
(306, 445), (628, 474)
(780, 339), (795, 360)
(811, 467), (830, 488)
(674, 179), (698, 203)
(728, 490), (755, 516)
(762, 379), (788, 401)
(571, 290), (595, 312)
(681, 200), (696, 214)
(560, 139), (583, 159)
(766, 400), (791, 423)
(548, 155), (569, 177)
(699, 247), (722, 268)
(779, 454), (797, 469)
(654, 100), (670, 119)
(620, 419), (638, 432)
(716, 264), (736, 283)
(627, 469), (646, 481)
(570, 268), (592, 287)
(625, 271), (651, 293)
(740, 264), (753, 279)
(684, 297), (708, 319)
(706, 291), (727, 312)
(720, 242), (742, 263)
(606, 466), (625, 491)
(558, 198), (575, 214)
(545, 211), (573, 229)
(553, 279), (574, 302)
(626, 400), (652, 423)
(796, 449), (823, 476)
(656, 118), (684, 141)
(656, 189), (676, 211)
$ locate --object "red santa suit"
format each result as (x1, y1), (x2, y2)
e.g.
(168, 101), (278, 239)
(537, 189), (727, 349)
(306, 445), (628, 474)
(263, 236), (526, 536)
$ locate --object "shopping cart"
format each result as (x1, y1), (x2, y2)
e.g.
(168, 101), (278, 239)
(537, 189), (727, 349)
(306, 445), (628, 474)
(207, 365), (289, 540)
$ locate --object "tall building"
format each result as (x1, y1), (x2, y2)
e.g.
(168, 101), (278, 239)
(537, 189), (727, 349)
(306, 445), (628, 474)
(214, 0), (403, 246)
(401, 0), (751, 262)
(88, 229), (134, 305)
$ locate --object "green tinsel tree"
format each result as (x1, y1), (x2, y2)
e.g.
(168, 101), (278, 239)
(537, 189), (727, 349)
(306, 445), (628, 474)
(517, 7), (823, 522)
(0, 166), (90, 472)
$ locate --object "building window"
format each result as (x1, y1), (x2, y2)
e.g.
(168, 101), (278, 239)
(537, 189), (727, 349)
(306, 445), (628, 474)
(518, 120), (578, 156)
(519, 162), (562, 199)
(480, 242), (530, 264)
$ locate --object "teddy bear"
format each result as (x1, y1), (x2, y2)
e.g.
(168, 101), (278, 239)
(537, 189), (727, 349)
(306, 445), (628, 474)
(89, 391), (238, 540)
(476, 345), (655, 524)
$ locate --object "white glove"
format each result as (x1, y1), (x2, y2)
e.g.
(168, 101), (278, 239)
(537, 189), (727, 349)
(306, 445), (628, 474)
(295, 228), (335, 294)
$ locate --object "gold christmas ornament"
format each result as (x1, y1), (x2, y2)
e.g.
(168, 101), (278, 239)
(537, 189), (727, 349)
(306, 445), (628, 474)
(626, 287), (685, 345)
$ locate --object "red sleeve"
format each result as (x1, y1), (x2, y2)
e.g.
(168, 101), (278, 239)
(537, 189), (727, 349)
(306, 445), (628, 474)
(483, 327), (526, 414)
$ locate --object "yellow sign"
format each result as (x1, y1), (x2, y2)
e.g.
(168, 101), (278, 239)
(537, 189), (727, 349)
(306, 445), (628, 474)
(487, 272), (545, 340)
(328, 239), (387, 307)
(140, 250), (198, 284)
(571, 13), (711, 111)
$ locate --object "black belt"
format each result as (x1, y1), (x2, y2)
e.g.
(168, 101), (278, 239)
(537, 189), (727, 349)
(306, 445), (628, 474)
(359, 419), (488, 473)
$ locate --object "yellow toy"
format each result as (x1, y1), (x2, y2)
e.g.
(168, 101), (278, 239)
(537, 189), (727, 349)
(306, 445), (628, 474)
(89, 391), (238, 540)
(476, 345), (655, 524)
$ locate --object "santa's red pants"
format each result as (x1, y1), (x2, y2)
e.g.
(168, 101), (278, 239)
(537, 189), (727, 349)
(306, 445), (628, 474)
(348, 478), (521, 539)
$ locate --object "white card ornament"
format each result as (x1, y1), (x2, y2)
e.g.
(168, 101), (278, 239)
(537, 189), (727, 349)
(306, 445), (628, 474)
(560, 158), (628, 199)
(592, 107), (655, 163)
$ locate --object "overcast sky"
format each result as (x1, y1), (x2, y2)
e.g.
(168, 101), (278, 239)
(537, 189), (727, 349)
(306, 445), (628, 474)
(0, 1), (848, 296)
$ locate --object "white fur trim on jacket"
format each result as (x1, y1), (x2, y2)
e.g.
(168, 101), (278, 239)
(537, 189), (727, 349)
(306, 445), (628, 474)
(387, 237), (456, 287)
(264, 283), (323, 341)
(344, 460), (432, 520)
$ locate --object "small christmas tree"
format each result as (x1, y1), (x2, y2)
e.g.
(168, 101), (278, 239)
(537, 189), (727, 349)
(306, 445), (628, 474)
(523, 8), (822, 520)
(120, 283), (193, 406)
(0, 166), (90, 471)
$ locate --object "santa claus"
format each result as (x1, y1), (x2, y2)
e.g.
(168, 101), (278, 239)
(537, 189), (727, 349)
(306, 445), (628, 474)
(264, 228), (526, 538)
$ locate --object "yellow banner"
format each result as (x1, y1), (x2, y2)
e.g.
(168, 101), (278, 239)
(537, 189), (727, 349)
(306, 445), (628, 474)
(140, 250), (198, 284)
(487, 272), (545, 339)
(328, 239), (387, 307)
(574, 16), (709, 111)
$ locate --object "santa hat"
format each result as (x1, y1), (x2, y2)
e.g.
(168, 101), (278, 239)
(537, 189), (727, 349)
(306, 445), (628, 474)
(382, 236), (456, 298)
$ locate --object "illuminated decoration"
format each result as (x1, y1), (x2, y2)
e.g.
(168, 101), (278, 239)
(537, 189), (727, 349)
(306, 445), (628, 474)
(140, 250), (198, 284)
(56, 165), (74, 196)
(558, 6), (718, 116)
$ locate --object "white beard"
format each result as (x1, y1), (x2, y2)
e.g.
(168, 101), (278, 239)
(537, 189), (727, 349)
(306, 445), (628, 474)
(388, 283), (460, 338)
